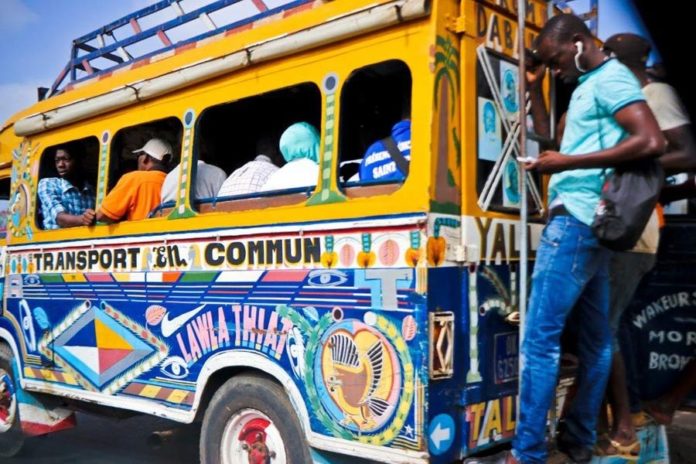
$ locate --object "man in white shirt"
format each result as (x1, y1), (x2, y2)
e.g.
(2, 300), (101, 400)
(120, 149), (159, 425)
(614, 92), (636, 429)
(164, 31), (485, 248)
(161, 159), (226, 203)
(596, 33), (696, 458)
(218, 138), (279, 197)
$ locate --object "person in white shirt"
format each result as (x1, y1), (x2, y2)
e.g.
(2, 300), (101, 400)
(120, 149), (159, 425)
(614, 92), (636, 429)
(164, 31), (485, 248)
(218, 137), (279, 197)
(260, 122), (320, 192)
(161, 159), (226, 203)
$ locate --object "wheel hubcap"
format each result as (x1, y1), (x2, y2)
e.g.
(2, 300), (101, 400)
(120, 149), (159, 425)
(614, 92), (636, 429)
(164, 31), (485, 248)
(220, 409), (286, 464)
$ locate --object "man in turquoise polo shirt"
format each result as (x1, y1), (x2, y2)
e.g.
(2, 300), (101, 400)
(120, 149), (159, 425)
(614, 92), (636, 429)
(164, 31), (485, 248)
(489, 14), (665, 464)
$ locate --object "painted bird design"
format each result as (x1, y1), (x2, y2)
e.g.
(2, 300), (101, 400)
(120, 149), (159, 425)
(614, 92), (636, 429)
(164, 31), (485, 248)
(327, 332), (389, 426)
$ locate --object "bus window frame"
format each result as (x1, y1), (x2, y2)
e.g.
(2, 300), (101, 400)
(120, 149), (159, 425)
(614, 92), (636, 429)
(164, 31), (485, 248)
(336, 59), (413, 198)
(475, 47), (544, 215)
(104, 116), (184, 223)
(192, 81), (323, 214)
(34, 136), (100, 231)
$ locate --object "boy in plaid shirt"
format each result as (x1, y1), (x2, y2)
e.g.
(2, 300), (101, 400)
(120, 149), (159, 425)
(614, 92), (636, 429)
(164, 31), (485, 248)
(37, 147), (95, 229)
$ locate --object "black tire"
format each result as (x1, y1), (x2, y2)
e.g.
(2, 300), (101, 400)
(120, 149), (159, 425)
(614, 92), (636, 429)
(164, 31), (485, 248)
(0, 343), (25, 458)
(200, 373), (311, 464)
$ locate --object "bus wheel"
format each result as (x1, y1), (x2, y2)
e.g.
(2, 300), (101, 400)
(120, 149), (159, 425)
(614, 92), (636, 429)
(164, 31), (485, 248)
(0, 344), (24, 458)
(200, 374), (310, 464)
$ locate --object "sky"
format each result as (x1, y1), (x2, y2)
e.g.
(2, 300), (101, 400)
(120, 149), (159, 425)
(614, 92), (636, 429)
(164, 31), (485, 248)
(0, 0), (654, 124)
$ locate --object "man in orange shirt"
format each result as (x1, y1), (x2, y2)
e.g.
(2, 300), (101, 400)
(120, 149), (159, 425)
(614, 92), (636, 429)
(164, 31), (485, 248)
(88, 138), (172, 223)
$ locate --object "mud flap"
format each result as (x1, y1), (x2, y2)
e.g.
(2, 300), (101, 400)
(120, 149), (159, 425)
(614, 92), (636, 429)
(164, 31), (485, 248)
(12, 364), (75, 437)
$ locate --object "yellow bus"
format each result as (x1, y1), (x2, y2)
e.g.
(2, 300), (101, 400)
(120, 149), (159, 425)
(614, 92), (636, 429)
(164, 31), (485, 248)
(0, 0), (677, 462)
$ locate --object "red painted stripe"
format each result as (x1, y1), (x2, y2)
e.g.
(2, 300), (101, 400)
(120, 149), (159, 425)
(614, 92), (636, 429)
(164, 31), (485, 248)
(21, 415), (76, 437)
(156, 387), (173, 401)
(298, 291), (360, 296)
(208, 290), (249, 294)
(175, 42), (197, 55)
(86, 273), (114, 282)
(157, 30), (173, 47)
(81, 59), (94, 75)
(262, 270), (309, 282)
(123, 383), (147, 395)
(251, 0), (268, 11)
(98, 71), (114, 80)
(129, 18), (142, 34)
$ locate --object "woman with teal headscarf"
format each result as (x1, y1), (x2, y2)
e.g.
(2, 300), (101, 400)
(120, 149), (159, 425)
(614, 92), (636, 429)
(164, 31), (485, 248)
(260, 122), (320, 192)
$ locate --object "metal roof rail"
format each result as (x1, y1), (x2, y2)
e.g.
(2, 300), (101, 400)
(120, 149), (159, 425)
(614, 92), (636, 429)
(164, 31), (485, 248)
(552, 0), (599, 35)
(48, 0), (312, 97)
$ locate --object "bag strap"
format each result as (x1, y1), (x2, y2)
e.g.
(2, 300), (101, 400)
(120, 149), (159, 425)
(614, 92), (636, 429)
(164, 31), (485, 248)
(593, 91), (609, 178)
(381, 136), (409, 177)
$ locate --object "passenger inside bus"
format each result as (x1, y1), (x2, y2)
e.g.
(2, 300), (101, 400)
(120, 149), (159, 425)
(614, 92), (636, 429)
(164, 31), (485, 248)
(92, 138), (171, 223)
(217, 135), (280, 197)
(161, 141), (226, 204)
(337, 60), (412, 185)
(357, 103), (411, 184)
(37, 146), (96, 229)
(259, 122), (320, 192)
(191, 82), (321, 208)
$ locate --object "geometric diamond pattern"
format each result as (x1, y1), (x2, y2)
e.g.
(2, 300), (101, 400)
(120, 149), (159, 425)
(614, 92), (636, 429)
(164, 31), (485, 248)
(53, 307), (155, 389)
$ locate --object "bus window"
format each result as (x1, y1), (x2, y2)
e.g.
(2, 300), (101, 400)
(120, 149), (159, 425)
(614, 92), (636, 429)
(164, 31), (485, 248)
(35, 137), (99, 230)
(106, 118), (182, 222)
(196, 82), (321, 212)
(0, 177), (9, 239)
(110, 118), (182, 191)
(338, 60), (412, 197)
(476, 52), (543, 213)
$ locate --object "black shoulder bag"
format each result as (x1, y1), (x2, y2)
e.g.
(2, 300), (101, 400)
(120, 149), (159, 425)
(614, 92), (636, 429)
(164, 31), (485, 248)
(590, 98), (663, 251)
(381, 136), (410, 177)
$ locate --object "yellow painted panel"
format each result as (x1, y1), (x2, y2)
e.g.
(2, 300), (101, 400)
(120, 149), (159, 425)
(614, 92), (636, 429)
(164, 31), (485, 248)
(95, 318), (133, 350)
(166, 389), (189, 404)
(139, 385), (161, 399)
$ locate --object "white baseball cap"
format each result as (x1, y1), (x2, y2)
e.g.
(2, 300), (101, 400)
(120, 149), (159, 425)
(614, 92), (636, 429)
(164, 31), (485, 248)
(132, 138), (172, 161)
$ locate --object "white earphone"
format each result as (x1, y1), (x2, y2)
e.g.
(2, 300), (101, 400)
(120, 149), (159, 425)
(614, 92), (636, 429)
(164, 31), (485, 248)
(574, 40), (587, 73)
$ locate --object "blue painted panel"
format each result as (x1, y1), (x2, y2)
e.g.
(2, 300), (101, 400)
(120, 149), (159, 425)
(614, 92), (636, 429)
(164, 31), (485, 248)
(619, 222), (696, 407)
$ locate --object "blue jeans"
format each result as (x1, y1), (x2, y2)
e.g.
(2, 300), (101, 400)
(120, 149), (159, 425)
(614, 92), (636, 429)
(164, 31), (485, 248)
(513, 215), (612, 463)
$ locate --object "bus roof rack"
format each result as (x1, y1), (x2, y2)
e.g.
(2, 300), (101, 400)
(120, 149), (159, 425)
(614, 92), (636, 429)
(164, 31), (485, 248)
(552, 0), (599, 35)
(49, 0), (312, 97)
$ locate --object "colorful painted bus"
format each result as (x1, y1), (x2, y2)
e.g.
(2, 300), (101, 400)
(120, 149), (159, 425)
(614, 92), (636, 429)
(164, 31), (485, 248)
(0, 0), (691, 462)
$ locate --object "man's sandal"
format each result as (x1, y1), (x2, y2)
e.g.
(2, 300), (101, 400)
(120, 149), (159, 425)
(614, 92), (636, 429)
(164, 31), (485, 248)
(593, 434), (640, 459)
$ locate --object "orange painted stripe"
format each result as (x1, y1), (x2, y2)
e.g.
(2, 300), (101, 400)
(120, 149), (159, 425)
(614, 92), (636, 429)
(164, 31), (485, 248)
(162, 272), (182, 283)
(224, 23), (254, 36)
(283, 2), (315, 18)
(132, 57), (151, 69)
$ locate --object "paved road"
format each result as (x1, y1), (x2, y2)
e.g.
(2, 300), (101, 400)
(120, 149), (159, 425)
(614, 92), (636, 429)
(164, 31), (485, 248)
(3, 413), (200, 464)
(2, 411), (695, 463)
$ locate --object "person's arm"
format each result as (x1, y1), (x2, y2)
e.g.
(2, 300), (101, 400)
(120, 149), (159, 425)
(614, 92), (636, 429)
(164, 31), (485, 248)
(525, 101), (665, 173)
(659, 124), (696, 174)
(526, 63), (551, 141)
(56, 211), (89, 228)
(95, 209), (116, 224)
